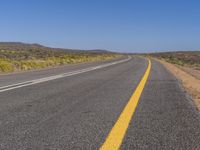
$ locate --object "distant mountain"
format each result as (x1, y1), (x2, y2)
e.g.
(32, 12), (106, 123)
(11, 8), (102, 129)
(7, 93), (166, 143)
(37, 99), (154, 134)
(0, 42), (80, 52)
(0, 42), (114, 54)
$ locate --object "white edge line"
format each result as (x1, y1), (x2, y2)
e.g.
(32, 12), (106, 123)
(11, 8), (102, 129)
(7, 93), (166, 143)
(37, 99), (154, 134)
(0, 56), (131, 92)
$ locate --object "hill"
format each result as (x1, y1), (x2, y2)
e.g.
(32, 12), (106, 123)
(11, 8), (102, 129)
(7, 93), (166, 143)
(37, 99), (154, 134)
(0, 42), (120, 72)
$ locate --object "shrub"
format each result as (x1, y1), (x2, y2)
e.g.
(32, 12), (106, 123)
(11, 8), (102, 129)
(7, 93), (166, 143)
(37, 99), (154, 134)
(0, 61), (14, 72)
(0, 51), (120, 72)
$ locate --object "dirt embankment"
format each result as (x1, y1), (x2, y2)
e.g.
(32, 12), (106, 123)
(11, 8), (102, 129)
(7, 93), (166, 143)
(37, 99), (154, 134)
(156, 59), (200, 111)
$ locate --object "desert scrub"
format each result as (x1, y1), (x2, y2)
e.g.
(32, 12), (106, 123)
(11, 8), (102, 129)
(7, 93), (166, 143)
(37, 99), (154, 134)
(149, 51), (200, 67)
(165, 56), (184, 66)
(0, 53), (121, 73)
(0, 43), (122, 73)
(18, 60), (48, 70)
(0, 60), (14, 72)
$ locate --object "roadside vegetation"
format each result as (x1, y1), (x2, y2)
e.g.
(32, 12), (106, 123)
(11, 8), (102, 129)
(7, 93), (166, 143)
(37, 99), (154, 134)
(0, 42), (121, 73)
(147, 51), (200, 70)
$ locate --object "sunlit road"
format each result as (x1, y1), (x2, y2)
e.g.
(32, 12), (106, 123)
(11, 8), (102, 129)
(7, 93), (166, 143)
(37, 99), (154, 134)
(0, 56), (199, 150)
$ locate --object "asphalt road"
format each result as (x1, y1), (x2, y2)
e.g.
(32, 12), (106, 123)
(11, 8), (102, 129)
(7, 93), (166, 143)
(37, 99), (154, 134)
(0, 56), (199, 150)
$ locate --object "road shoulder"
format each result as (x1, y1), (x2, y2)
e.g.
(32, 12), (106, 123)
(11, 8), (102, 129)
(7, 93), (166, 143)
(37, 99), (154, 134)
(154, 58), (200, 111)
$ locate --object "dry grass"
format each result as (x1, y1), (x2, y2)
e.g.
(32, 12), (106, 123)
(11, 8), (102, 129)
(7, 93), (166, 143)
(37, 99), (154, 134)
(147, 51), (200, 70)
(0, 42), (121, 73)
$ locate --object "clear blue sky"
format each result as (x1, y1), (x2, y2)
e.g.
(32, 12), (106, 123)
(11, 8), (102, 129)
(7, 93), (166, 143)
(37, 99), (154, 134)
(0, 0), (200, 52)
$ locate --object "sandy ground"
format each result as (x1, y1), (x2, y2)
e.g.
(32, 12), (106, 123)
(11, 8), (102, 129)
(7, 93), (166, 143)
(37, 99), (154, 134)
(178, 65), (200, 80)
(155, 59), (200, 111)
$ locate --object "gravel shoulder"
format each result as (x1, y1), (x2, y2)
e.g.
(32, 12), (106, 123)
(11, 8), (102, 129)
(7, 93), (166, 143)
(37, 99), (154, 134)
(155, 58), (200, 111)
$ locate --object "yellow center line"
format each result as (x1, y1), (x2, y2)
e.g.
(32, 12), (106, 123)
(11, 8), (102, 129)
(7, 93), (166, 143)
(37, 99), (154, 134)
(100, 58), (151, 150)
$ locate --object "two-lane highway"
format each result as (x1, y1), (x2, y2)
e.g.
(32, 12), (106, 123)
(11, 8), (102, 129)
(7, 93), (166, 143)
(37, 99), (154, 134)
(0, 56), (199, 150)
